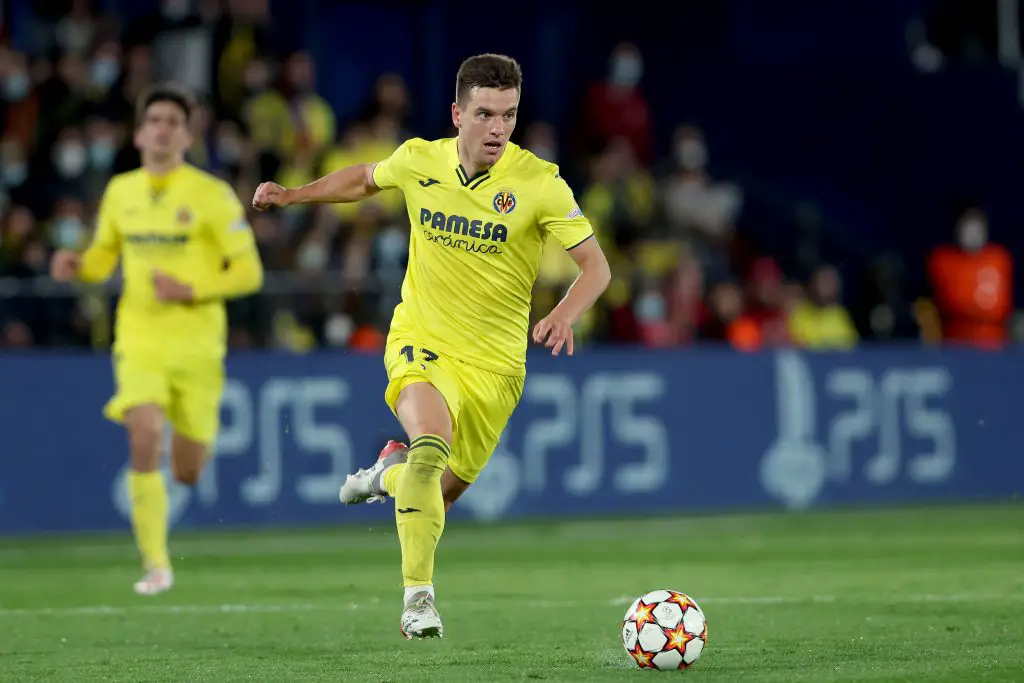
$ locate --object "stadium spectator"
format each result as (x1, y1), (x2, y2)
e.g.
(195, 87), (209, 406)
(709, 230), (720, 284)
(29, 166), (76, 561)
(659, 123), (743, 284)
(788, 264), (859, 350)
(744, 256), (790, 346)
(698, 280), (762, 351)
(575, 42), (654, 167)
(925, 206), (1013, 348)
(852, 254), (920, 342)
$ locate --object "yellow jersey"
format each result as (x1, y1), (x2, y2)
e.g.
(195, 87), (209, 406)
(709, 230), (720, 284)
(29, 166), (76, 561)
(372, 138), (594, 376)
(82, 164), (258, 359)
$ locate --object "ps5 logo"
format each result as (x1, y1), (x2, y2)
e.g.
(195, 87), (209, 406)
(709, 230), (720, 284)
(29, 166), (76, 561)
(760, 351), (956, 509)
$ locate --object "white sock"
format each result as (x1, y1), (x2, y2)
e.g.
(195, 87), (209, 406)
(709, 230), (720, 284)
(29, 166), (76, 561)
(404, 585), (435, 605)
(371, 464), (397, 495)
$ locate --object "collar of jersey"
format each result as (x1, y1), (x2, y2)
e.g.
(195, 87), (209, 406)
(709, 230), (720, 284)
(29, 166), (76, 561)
(448, 137), (513, 189)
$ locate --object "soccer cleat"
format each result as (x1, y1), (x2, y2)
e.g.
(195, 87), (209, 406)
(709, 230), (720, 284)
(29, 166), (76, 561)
(338, 440), (409, 505)
(133, 568), (173, 596)
(400, 592), (444, 639)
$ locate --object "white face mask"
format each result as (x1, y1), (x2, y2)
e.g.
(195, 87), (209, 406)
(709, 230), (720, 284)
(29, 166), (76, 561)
(89, 58), (121, 89)
(89, 140), (116, 168)
(610, 54), (642, 88)
(676, 139), (707, 170)
(53, 217), (85, 248)
(376, 227), (406, 265)
(324, 314), (354, 347)
(297, 242), (328, 271)
(958, 219), (987, 251)
(55, 143), (88, 178)
(634, 290), (666, 321)
(2, 162), (27, 187)
(217, 137), (242, 165)
(2, 73), (30, 102)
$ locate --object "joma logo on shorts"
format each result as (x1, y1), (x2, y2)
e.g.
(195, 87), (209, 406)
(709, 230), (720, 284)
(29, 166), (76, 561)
(419, 209), (508, 243)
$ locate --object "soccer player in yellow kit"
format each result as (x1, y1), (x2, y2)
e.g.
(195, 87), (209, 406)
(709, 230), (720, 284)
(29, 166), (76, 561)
(253, 54), (610, 638)
(50, 84), (264, 595)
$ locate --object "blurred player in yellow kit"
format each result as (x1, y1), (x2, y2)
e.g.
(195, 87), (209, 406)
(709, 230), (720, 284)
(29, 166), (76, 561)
(253, 54), (610, 638)
(50, 84), (264, 596)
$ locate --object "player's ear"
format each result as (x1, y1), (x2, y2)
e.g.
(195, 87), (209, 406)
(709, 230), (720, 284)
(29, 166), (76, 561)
(451, 102), (461, 129)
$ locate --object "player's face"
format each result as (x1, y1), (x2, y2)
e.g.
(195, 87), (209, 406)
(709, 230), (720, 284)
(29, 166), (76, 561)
(134, 101), (192, 161)
(453, 87), (519, 168)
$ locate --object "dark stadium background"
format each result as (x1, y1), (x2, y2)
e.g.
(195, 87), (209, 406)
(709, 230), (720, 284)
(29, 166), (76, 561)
(1, 2), (1022, 681)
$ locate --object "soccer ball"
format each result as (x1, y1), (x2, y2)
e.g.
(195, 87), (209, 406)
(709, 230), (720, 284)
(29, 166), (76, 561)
(621, 589), (707, 670)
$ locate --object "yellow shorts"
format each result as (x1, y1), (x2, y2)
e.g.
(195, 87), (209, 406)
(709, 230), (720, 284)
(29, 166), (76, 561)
(104, 351), (225, 445)
(384, 338), (525, 484)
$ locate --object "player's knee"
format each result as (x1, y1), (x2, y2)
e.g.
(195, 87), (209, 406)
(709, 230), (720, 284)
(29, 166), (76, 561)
(171, 465), (200, 486)
(126, 413), (163, 470)
(441, 471), (470, 506)
(170, 435), (207, 487)
(396, 383), (453, 443)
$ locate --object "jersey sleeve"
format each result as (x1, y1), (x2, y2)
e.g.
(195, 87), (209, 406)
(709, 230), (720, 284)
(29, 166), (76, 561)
(78, 180), (122, 282)
(205, 182), (257, 259)
(371, 138), (420, 191)
(537, 171), (594, 250)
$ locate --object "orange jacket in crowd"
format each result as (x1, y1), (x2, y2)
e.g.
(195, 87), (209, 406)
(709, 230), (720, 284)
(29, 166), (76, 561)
(927, 243), (1013, 347)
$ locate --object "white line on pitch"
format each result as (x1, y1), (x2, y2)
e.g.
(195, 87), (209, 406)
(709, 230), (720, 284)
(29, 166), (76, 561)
(2, 592), (1022, 618)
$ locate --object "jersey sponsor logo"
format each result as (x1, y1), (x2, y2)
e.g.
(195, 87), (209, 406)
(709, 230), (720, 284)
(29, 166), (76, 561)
(418, 208), (508, 243)
(124, 233), (190, 245)
(493, 190), (516, 215)
(418, 178), (441, 187)
(567, 203), (583, 219)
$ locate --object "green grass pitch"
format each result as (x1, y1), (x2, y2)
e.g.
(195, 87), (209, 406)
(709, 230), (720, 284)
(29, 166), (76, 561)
(1, 502), (1022, 682)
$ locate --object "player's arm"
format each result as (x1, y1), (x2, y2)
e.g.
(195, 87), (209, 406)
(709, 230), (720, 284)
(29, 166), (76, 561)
(51, 184), (121, 283)
(157, 186), (264, 303)
(532, 173), (611, 356)
(251, 139), (417, 210)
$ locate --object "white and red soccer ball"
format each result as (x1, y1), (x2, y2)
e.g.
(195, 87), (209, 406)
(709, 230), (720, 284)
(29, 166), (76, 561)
(621, 589), (707, 670)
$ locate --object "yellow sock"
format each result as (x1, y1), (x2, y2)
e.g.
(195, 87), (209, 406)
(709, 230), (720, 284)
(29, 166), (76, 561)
(394, 435), (450, 587)
(382, 462), (406, 495)
(127, 470), (170, 570)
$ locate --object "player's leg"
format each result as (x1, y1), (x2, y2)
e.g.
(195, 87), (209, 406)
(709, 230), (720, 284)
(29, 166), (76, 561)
(340, 340), (464, 638)
(440, 369), (525, 508)
(105, 353), (174, 595)
(440, 469), (471, 512)
(380, 462), (467, 513)
(122, 403), (173, 595)
(391, 381), (453, 639)
(169, 433), (208, 486)
(166, 356), (223, 487)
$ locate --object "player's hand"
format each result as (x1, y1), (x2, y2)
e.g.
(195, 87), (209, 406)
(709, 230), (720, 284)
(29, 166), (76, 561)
(50, 249), (82, 282)
(532, 312), (574, 356)
(252, 182), (291, 211)
(152, 269), (194, 302)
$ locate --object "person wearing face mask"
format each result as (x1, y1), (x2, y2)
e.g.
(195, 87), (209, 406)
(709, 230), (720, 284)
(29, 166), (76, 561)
(2, 69), (31, 102)
(925, 206), (1013, 348)
(53, 136), (89, 180)
(576, 42), (653, 166)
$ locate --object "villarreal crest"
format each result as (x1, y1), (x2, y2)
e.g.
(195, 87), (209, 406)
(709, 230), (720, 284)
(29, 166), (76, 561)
(493, 190), (516, 215)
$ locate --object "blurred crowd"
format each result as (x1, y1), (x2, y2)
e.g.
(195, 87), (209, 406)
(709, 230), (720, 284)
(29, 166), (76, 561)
(0, 1), (1016, 352)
